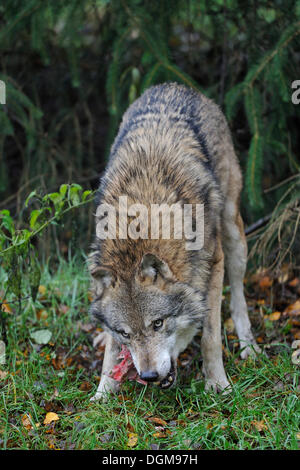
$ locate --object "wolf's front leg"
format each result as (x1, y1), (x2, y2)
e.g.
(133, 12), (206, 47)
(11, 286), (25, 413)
(90, 333), (120, 402)
(201, 238), (231, 393)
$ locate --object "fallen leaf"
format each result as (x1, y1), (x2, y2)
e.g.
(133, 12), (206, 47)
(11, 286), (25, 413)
(150, 443), (160, 450)
(251, 420), (268, 432)
(0, 370), (8, 380)
(283, 300), (300, 317)
(293, 331), (300, 340)
(36, 309), (48, 320)
(1, 301), (12, 314)
(38, 285), (47, 296)
(126, 421), (135, 433)
(288, 278), (300, 287)
(21, 414), (33, 431)
(224, 318), (235, 333)
(148, 417), (168, 427)
(127, 432), (138, 448)
(153, 432), (168, 438)
(264, 311), (281, 321)
(99, 433), (112, 443)
(259, 276), (273, 289)
(79, 381), (92, 392)
(30, 329), (52, 345)
(44, 412), (59, 425)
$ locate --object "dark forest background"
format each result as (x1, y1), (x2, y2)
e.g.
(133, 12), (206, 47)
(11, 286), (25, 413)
(0, 0), (300, 273)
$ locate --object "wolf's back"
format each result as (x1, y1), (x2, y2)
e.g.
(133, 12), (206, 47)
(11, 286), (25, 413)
(110, 83), (214, 163)
(93, 83), (237, 282)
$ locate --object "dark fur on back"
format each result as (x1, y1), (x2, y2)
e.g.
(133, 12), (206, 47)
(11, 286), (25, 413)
(90, 83), (227, 292)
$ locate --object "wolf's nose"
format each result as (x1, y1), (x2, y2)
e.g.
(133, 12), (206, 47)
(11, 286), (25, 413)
(139, 370), (159, 382)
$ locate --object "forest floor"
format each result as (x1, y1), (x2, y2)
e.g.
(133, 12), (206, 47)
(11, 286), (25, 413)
(0, 258), (299, 450)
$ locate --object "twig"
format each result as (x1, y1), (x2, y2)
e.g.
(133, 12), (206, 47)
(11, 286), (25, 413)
(245, 213), (272, 235)
(264, 173), (300, 194)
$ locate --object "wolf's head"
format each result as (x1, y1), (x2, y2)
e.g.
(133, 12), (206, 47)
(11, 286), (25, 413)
(89, 253), (206, 388)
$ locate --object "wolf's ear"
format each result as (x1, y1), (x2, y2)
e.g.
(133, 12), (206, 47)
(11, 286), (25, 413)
(139, 253), (175, 282)
(90, 266), (116, 297)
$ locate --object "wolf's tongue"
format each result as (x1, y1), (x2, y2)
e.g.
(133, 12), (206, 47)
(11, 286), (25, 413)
(110, 345), (147, 385)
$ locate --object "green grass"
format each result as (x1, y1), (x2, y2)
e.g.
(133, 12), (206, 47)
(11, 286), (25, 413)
(0, 259), (299, 450)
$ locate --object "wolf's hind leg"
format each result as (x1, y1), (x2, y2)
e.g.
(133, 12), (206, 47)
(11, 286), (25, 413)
(90, 334), (120, 402)
(223, 203), (260, 358)
(201, 237), (231, 393)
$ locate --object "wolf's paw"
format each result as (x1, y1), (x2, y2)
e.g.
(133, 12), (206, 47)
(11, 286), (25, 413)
(240, 341), (262, 360)
(93, 331), (108, 349)
(90, 377), (119, 403)
(90, 391), (110, 403)
(204, 376), (232, 394)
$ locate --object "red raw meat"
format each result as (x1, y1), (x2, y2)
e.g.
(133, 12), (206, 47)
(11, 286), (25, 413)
(110, 345), (147, 385)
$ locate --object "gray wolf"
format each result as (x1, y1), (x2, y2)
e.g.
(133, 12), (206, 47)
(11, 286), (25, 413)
(89, 82), (260, 401)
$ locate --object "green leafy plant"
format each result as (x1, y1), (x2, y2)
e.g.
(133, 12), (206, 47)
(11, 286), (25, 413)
(0, 184), (94, 340)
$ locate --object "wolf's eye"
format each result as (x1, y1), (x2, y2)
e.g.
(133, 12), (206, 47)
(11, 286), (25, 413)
(153, 319), (163, 330)
(121, 331), (130, 339)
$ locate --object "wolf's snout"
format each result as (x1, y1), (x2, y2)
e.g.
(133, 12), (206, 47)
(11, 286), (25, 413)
(139, 370), (159, 382)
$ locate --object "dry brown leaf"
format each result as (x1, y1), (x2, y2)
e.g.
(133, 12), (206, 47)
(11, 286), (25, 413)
(256, 336), (264, 343)
(43, 412), (59, 425)
(283, 300), (300, 317)
(153, 431), (168, 438)
(293, 330), (300, 340)
(251, 420), (268, 432)
(79, 381), (92, 391)
(0, 370), (8, 380)
(147, 417), (168, 427)
(1, 301), (12, 314)
(259, 276), (273, 289)
(289, 278), (300, 287)
(37, 309), (48, 320)
(21, 413), (33, 430)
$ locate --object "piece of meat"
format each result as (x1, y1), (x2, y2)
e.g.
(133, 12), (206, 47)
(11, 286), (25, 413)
(110, 345), (147, 385)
